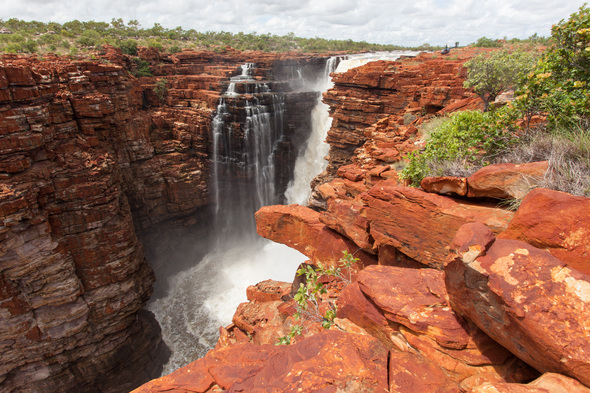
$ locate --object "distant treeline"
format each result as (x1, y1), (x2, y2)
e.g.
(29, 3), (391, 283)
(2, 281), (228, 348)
(0, 18), (549, 56)
(0, 17), (444, 55)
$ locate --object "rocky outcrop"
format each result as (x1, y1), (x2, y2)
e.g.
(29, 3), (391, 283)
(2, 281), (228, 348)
(499, 188), (590, 275)
(317, 52), (477, 183)
(421, 161), (549, 199)
(446, 222), (590, 386)
(132, 330), (389, 393)
(130, 48), (590, 392)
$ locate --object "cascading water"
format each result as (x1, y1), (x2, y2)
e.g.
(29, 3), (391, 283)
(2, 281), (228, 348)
(147, 52), (420, 376)
(285, 51), (420, 204)
(147, 63), (305, 375)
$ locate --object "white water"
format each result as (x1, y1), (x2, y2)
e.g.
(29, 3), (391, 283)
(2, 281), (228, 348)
(285, 51), (420, 205)
(148, 52), (420, 376)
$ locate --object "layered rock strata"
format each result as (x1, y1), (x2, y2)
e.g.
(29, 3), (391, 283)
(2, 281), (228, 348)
(0, 48), (327, 392)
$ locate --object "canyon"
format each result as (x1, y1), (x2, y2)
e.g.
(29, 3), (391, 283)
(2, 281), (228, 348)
(1, 44), (589, 393)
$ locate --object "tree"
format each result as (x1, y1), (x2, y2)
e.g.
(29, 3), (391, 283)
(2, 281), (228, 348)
(518, 4), (590, 128)
(464, 50), (537, 111)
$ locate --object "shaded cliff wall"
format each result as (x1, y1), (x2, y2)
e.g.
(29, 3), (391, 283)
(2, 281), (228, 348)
(0, 48), (326, 392)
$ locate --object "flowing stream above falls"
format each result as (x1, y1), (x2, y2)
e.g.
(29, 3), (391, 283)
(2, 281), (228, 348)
(147, 51), (418, 376)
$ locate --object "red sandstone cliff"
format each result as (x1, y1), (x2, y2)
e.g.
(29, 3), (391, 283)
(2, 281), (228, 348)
(134, 49), (590, 393)
(0, 48), (327, 392)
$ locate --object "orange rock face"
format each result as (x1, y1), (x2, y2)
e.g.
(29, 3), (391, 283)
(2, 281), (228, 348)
(337, 265), (532, 386)
(363, 180), (514, 268)
(446, 224), (590, 386)
(499, 188), (590, 275)
(255, 204), (377, 268)
(132, 330), (389, 393)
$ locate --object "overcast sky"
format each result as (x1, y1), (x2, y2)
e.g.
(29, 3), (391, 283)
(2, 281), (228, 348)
(0, 0), (585, 46)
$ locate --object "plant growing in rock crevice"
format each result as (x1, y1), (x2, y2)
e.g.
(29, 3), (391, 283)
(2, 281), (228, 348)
(277, 251), (358, 345)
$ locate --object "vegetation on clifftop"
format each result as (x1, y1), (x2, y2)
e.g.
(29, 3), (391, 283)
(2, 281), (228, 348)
(400, 4), (590, 197)
(0, 17), (442, 55)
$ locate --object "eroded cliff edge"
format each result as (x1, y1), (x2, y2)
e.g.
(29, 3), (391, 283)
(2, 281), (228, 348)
(0, 47), (325, 392)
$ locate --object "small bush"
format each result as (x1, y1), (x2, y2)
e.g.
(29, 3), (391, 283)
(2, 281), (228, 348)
(399, 107), (519, 186)
(132, 57), (152, 77)
(119, 39), (138, 55)
(277, 251), (357, 345)
(472, 36), (503, 48)
(154, 78), (168, 101)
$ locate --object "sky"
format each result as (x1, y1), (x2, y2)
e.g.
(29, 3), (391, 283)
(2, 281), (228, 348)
(0, 0), (586, 47)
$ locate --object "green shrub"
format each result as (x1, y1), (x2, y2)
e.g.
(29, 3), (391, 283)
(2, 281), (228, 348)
(472, 36), (502, 48)
(277, 251), (357, 345)
(118, 39), (138, 55)
(464, 50), (537, 111)
(399, 108), (519, 186)
(131, 57), (152, 77)
(518, 4), (590, 129)
(154, 78), (168, 101)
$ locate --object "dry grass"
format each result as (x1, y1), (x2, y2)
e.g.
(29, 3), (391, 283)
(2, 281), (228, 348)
(425, 124), (590, 197)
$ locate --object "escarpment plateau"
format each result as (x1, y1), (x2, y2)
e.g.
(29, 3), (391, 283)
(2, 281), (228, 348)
(0, 47), (327, 392)
(136, 48), (590, 393)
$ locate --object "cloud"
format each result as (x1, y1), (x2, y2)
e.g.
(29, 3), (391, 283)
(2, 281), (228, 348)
(0, 0), (585, 45)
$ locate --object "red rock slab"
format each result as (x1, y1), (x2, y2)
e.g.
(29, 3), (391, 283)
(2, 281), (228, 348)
(446, 226), (590, 386)
(421, 176), (468, 196)
(356, 265), (469, 348)
(499, 188), (590, 275)
(255, 204), (377, 268)
(338, 265), (527, 384)
(363, 181), (514, 268)
(389, 350), (462, 393)
(132, 331), (388, 393)
(320, 197), (373, 251)
(246, 280), (291, 302)
(466, 161), (548, 199)
(469, 373), (590, 393)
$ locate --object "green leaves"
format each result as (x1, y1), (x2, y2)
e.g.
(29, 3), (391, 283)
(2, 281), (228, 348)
(398, 108), (519, 186)
(464, 49), (537, 111)
(276, 252), (359, 345)
(518, 4), (590, 129)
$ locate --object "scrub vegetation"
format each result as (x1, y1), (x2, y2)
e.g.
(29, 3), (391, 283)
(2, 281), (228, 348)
(399, 5), (590, 197)
(0, 17), (442, 55)
(277, 251), (358, 345)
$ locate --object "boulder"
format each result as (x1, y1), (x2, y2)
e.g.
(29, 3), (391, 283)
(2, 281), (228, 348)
(363, 181), (514, 268)
(499, 188), (590, 275)
(421, 176), (468, 196)
(466, 161), (549, 199)
(446, 224), (590, 386)
(337, 265), (532, 384)
(255, 204), (376, 268)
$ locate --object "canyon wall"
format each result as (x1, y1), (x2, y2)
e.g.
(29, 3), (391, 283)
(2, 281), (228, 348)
(0, 48), (325, 392)
(134, 49), (590, 393)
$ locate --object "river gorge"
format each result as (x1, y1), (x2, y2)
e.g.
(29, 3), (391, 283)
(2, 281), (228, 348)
(1, 45), (590, 393)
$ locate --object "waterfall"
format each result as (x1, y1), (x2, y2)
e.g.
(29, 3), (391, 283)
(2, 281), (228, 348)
(147, 53), (421, 376)
(285, 51), (421, 205)
(147, 63), (305, 375)
(285, 56), (341, 204)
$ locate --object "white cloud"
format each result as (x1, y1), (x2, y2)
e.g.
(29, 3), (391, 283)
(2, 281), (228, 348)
(0, 0), (585, 45)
